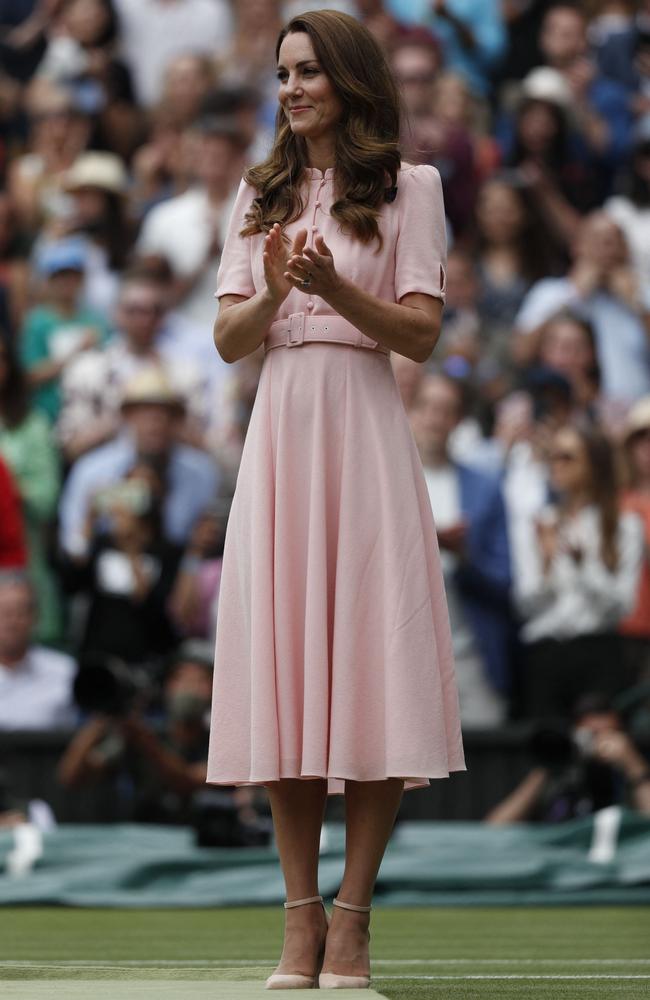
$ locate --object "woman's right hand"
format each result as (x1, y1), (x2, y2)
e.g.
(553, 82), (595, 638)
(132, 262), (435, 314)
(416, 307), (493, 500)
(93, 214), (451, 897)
(263, 224), (308, 306)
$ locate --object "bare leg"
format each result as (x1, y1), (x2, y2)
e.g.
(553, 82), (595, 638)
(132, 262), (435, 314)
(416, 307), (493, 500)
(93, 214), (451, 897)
(265, 777), (329, 976)
(321, 777), (404, 978)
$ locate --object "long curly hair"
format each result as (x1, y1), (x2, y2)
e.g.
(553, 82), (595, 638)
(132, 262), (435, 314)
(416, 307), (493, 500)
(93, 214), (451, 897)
(240, 9), (401, 250)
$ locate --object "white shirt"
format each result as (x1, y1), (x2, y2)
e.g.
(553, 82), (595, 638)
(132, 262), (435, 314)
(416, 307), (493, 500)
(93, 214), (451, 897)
(512, 505), (645, 643)
(136, 186), (234, 330)
(0, 647), (78, 731)
(113, 0), (233, 106)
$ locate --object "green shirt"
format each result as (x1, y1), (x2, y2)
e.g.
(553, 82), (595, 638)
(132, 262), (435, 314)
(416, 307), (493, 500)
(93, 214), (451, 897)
(20, 305), (111, 423)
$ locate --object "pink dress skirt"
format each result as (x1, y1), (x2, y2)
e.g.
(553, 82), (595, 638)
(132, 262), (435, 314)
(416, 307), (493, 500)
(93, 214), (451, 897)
(206, 164), (466, 794)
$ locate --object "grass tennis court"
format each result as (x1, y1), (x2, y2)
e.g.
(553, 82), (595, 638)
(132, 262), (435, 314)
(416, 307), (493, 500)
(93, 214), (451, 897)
(1, 906), (649, 998)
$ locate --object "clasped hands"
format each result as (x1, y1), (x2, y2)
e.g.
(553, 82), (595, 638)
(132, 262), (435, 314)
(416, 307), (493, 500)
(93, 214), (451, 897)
(262, 223), (342, 306)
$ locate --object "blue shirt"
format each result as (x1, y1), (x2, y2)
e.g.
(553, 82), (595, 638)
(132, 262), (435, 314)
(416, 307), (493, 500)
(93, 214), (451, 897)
(385, 0), (506, 96)
(59, 434), (220, 557)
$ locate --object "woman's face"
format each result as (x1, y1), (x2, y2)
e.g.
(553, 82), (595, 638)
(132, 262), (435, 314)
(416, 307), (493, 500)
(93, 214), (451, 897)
(540, 319), (594, 381)
(548, 427), (591, 496)
(518, 101), (559, 155)
(476, 181), (525, 243)
(277, 32), (343, 143)
(64, 0), (110, 47)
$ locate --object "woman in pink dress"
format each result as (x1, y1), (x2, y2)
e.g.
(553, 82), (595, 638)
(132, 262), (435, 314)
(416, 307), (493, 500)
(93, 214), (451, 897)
(206, 9), (465, 990)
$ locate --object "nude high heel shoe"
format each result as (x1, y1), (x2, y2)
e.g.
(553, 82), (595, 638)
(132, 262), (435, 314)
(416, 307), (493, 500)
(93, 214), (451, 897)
(318, 897), (372, 989)
(265, 894), (330, 990)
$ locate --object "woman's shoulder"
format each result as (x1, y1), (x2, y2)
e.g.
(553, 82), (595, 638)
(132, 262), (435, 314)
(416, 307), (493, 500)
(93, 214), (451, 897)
(398, 161), (442, 182)
(394, 162), (443, 202)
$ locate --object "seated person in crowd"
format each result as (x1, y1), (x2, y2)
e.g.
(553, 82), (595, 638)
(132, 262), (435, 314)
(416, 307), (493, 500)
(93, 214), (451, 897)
(486, 693), (650, 823)
(58, 366), (221, 560)
(0, 455), (26, 569)
(0, 572), (78, 731)
(62, 461), (181, 667)
(19, 238), (111, 424)
(169, 502), (228, 641)
(513, 212), (650, 416)
(511, 421), (644, 719)
(57, 270), (209, 462)
(57, 640), (250, 826)
(410, 372), (513, 726)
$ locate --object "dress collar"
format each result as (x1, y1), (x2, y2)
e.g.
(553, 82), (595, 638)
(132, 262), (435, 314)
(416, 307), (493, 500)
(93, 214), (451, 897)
(303, 166), (334, 180)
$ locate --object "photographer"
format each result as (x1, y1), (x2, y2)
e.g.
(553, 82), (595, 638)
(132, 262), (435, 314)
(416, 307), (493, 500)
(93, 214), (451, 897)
(62, 460), (181, 666)
(57, 641), (213, 823)
(486, 693), (650, 824)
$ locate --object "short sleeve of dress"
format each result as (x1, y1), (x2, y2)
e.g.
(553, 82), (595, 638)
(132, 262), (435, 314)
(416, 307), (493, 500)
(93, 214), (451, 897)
(394, 165), (447, 304)
(214, 177), (257, 300)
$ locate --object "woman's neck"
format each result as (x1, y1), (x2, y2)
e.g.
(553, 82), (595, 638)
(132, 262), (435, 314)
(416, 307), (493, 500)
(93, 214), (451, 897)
(305, 134), (336, 174)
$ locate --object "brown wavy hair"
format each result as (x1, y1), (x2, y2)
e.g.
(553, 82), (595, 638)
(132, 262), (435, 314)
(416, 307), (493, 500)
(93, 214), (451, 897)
(240, 9), (401, 250)
(559, 422), (621, 572)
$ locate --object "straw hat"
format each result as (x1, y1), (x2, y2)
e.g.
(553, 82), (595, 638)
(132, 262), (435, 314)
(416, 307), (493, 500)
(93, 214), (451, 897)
(64, 152), (128, 196)
(623, 396), (650, 443)
(120, 367), (185, 413)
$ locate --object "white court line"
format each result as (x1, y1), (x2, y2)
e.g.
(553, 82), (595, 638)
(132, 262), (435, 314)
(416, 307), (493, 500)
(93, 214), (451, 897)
(378, 975), (650, 981)
(2, 959), (650, 967)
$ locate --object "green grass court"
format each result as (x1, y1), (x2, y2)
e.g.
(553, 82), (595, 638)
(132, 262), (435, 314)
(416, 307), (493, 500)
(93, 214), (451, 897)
(1, 906), (649, 999)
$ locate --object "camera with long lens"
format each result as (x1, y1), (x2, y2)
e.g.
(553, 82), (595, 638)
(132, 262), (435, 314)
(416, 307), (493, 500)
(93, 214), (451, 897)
(73, 652), (156, 717)
(190, 788), (272, 848)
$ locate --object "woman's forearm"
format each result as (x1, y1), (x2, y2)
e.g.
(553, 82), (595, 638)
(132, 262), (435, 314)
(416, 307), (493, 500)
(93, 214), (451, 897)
(326, 276), (441, 363)
(214, 289), (280, 364)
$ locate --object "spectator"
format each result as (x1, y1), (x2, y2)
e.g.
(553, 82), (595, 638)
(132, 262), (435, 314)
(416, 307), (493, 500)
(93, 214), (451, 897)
(486, 693), (650, 822)
(499, 67), (604, 244)
(533, 308), (602, 422)
(511, 421), (644, 719)
(57, 151), (134, 317)
(619, 396), (650, 684)
(7, 81), (91, 233)
(157, 53), (216, 131)
(169, 502), (228, 640)
(605, 114), (650, 291)
(57, 271), (208, 461)
(19, 237), (111, 424)
(410, 373), (513, 725)
(58, 366), (220, 560)
(0, 455), (26, 569)
(514, 211), (650, 412)
(63, 460), (181, 665)
(385, 0), (506, 99)
(538, 2), (632, 170)
(112, 0), (233, 108)
(472, 173), (564, 355)
(57, 640), (215, 824)
(135, 115), (249, 330)
(391, 33), (480, 238)
(0, 334), (61, 643)
(0, 191), (29, 334)
(0, 572), (78, 731)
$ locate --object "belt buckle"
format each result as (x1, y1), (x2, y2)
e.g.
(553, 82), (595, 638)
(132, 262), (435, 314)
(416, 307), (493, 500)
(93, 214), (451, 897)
(286, 312), (305, 347)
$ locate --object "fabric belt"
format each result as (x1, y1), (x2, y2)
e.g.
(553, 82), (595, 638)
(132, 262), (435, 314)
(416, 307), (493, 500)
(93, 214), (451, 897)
(264, 313), (390, 355)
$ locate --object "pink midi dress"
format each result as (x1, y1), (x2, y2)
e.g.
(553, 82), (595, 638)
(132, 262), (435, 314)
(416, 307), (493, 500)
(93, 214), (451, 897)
(206, 163), (466, 794)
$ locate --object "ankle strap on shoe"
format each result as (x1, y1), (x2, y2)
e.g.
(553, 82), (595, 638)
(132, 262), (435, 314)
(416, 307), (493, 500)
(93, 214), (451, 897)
(284, 895), (323, 908)
(333, 897), (372, 912)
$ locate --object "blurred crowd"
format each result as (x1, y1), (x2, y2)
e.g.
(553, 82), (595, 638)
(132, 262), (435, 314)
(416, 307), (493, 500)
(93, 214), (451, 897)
(1, 0), (650, 828)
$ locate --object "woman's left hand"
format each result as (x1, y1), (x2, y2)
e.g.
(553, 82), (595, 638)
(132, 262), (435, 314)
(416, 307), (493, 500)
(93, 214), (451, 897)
(284, 234), (343, 301)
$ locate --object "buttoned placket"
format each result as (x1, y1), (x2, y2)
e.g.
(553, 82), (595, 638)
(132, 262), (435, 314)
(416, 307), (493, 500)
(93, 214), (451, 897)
(306, 177), (326, 314)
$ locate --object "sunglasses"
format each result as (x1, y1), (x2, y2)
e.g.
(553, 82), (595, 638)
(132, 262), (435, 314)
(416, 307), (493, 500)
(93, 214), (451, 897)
(629, 427), (650, 443)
